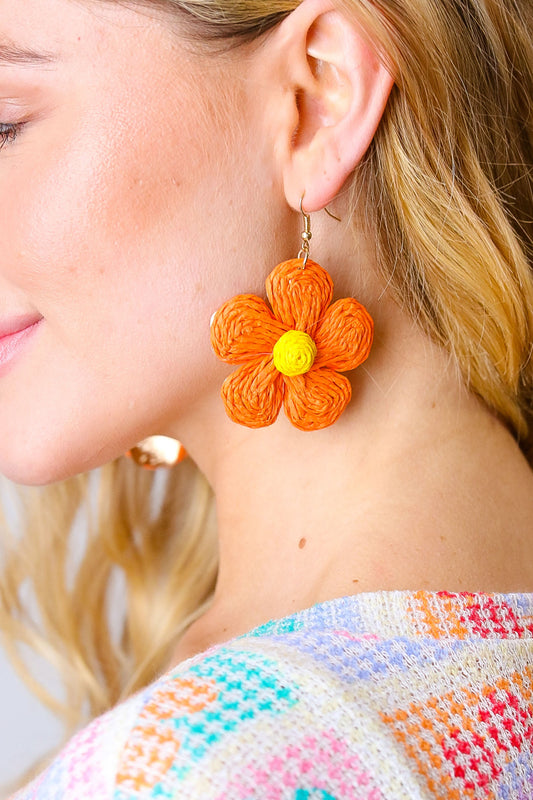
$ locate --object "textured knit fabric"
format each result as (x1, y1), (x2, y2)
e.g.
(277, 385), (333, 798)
(11, 591), (533, 799)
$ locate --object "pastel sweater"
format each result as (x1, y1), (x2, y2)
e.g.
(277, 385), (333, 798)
(11, 591), (533, 799)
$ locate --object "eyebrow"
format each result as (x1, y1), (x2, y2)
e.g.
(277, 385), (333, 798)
(0, 38), (58, 67)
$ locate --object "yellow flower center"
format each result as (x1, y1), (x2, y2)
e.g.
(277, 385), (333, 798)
(272, 330), (317, 377)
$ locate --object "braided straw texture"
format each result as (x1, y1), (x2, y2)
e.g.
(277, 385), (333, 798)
(210, 258), (374, 431)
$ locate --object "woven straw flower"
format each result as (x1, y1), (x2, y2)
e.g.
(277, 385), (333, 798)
(210, 258), (374, 431)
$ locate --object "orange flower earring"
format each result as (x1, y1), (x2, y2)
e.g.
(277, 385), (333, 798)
(210, 199), (374, 431)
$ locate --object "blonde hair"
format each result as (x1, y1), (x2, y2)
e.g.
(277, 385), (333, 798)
(1, 0), (532, 787)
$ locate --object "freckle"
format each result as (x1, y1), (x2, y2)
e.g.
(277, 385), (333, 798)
(353, 579), (359, 584)
(431, 401), (436, 409)
(298, 538), (307, 550)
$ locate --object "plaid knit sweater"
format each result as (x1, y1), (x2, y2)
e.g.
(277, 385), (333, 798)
(11, 591), (533, 799)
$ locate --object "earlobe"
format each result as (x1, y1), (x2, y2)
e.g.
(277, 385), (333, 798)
(276, 0), (394, 212)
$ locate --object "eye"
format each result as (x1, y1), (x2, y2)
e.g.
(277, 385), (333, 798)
(0, 122), (23, 150)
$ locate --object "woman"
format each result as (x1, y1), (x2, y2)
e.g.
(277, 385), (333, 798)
(1, 0), (532, 796)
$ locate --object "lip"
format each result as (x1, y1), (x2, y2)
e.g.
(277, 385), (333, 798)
(0, 316), (43, 375)
(0, 314), (43, 340)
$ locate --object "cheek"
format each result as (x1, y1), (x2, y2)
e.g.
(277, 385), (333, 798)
(0, 95), (230, 483)
(7, 96), (220, 353)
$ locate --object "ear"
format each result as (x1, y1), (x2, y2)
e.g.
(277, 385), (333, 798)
(270, 0), (394, 212)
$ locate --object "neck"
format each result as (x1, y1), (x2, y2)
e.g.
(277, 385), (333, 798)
(169, 296), (533, 661)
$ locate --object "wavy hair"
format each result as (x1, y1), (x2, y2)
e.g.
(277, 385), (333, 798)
(1, 0), (532, 789)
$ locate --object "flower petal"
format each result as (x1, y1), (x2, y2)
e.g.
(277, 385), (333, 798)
(221, 356), (284, 428)
(314, 298), (374, 372)
(283, 368), (352, 431)
(211, 295), (287, 365)
(266, 259), (333, 332)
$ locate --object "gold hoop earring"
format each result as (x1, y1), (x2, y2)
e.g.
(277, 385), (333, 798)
(126, 436), (187, 469)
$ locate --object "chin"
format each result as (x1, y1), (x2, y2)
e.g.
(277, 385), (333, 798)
(0, 438), (105, 487)
(0, 459), (75, 488)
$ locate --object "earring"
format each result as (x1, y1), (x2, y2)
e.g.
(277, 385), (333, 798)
(126, 436), (187, 469)
(210, 198), (374, 432)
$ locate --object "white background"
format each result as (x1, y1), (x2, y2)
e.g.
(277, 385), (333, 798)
(0, 479), (66, 798)
(0, 650), (64, 797)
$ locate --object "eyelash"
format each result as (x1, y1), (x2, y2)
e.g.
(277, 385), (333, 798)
(0, 122), (23, 150)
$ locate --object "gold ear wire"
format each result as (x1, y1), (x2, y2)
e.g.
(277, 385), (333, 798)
(297, 196), (341, 269)
(324, 206), (341, 222)
(297, 196), (312, 268)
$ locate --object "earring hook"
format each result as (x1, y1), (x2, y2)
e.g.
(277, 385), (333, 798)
(324, 206), (341, 222)
(298, 196), (312, 268)
(297, 196), (341, 268)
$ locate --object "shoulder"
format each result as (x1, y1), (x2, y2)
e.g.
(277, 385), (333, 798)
(111, 622), (533, 799)
(11, 631), (422, 799)
(112, 632), (419, 799)
(12, 594), (533, 799)
(10, 687), (143, 800)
